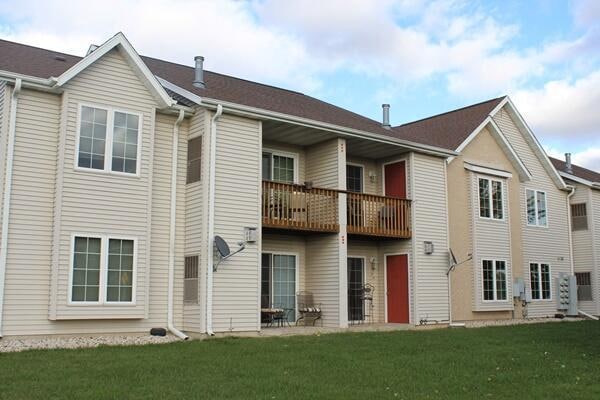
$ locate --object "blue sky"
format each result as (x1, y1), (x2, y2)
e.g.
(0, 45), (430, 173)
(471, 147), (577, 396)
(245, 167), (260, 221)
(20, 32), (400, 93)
(0, 0), (598, 169)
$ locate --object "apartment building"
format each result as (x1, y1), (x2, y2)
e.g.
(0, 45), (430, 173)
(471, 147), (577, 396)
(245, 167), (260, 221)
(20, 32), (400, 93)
(0, 33), (457, 337)
(379, 97), (579, 322)
(551, 156), (600, 317)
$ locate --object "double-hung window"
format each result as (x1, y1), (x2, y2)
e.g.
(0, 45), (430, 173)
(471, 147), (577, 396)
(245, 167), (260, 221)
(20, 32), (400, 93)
(526, 189), (547, 226)
(482, 260), (507, 301)
(479, 177), (503, 219)
(71, 235), (136, 304)
(78, 105), (141, 175)
(529, 263), (551, 300)
(262, 151), (296, 183)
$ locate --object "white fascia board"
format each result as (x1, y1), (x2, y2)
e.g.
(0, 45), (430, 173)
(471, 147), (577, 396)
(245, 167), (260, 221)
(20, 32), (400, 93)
(157, 78), (457, 158)
(500, 97), (567, 190)
(558, 171), (598, 188)
(464, 162), (513, 178)
(487, 118), (532, 181)
(53, 32), (175, 108)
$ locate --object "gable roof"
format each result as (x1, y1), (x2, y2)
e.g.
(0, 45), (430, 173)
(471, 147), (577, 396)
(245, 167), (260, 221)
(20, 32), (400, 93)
(0, 36), (406, 141)
(550, 157), (600, 187)
(390, 97), (505, 149)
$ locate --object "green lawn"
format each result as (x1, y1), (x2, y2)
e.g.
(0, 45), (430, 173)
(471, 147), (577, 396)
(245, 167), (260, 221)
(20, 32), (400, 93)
(1, 321), (599, 399)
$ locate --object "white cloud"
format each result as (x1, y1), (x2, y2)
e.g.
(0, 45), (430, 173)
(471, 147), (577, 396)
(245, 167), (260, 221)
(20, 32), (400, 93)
(512, 71), (600, 139)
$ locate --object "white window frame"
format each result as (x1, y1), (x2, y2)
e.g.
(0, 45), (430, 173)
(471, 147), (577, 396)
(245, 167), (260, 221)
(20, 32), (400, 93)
(75, 103), (143, 178)
(481, 259), (508, 302)
(477, 176), (505, 221)
(525, 188), (548, 227)
(529, 262), (552, 301)
(346, 163), (365, 193)
(262, 148), (299, 184)
(68, 233), (138, 306)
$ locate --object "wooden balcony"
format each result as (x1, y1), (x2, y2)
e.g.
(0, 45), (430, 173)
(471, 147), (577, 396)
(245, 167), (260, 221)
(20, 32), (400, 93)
(346, 193), (411, 238)
(262, 181), (412, 238)
(262, 181), (339, 233)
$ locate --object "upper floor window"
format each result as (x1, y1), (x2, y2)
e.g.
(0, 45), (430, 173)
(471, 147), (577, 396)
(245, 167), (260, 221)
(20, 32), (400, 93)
(482, 259), (507, 301)
(346, 164), (363, 193)
(262, 151), (296, 184)
(479, 177), (503, 220)
(571, 203), (588, 231)
(529, 263), (551, 300)
(526, 189), (547, 227)
(77, 105), (140, 175)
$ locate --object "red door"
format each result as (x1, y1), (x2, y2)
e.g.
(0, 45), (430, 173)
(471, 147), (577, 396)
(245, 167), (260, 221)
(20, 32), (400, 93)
(386, 254), (409, 323)
(384, 161), (406, 198)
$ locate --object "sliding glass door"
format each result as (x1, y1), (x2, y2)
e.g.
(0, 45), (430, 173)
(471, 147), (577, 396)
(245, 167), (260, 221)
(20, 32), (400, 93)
(261, 253), (297, 322)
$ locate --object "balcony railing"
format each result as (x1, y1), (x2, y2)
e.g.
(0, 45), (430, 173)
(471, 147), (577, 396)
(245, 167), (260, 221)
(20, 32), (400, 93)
(262, 181), (412, 238)
(346, 192), (411, 238)
(262, 181), (339, 233)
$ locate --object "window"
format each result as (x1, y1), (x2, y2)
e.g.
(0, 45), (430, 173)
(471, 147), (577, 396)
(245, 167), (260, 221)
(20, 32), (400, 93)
(526, 189), (547, 226)
(479, 178), (503, 219)
(347, 258), (365, 321)
(77, 105), (141, 175)
(529, 263), (551, 300)
(70, 235), (136, 304)
(575, 272), (593, 301)
(346, 165), (363, 193)
(262, 151), (295, 183)
(482, 260), (507, 301)
(571, 203), (588, 231)
(261, 253), (296, 322)
(184, 256), (199, 302)
(187, 137), (202, 184)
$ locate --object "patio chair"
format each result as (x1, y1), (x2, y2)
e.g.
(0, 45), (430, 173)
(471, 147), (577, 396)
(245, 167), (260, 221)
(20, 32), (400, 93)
(296, 291), (322, 326)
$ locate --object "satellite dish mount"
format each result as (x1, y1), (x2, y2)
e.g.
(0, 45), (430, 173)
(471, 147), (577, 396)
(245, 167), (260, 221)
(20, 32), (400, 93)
(214, 235), (246, 271)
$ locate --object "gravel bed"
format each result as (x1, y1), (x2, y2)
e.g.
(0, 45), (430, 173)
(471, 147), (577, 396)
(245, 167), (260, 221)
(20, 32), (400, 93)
(464, 316), (582, 328)
(0, 334), (180, 353)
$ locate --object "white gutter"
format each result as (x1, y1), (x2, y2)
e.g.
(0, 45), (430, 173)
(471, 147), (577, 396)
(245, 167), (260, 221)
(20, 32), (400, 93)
(566, 185), (576, 275)
(0, 78), (22, 337)
(206, 104), (223, 336)
(167, 109), (188, 340)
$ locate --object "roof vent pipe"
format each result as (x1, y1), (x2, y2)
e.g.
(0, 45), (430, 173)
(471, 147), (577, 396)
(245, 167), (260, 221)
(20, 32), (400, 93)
(193, 56), (205, 88)
(565, 153), (573, 174)
(382, 104), (391, 129)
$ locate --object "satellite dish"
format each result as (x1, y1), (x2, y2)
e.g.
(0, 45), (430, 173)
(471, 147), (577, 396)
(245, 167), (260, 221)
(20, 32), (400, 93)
(213, 235), (246, 271)
(214, 235), (231, 258)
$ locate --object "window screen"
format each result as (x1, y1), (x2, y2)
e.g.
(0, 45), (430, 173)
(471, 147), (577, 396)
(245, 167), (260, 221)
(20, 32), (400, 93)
(187, 137), (202, 184)
(571, 203), (588, 231)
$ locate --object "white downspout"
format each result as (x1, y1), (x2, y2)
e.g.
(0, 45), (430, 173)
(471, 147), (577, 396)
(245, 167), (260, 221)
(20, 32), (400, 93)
(0, 78), (21, 338)
(167, 109), (188, 340)
(206, 104), (223, 336)
(566, 186), (575, 275)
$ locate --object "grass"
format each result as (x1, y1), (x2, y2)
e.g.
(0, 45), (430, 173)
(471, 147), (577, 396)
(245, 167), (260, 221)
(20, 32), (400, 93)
(0, 321), (599, 399)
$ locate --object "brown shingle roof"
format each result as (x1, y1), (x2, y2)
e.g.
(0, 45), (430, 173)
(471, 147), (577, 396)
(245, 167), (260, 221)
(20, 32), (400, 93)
(0, 38), (400, 139)
(390, 97), (505, 150)
(550, 157), (600, 184)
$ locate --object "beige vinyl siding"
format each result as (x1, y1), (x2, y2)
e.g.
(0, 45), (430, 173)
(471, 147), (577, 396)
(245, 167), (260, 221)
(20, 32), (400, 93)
(592, 190), (600, 315)
(306, 235), (340, 327)
(306, 139), (339, 188)
(470, 174), (513, 311)
(411, 153), (450, 322)
(1, 89), (59, 335)
(183, 111), (205, 332)
(493, 106), (571, 317)
(569, 184), (595, 314)
(211, 113), (261, 332)
(0, 82), (8, 246)
(263, 140), (306, 183)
